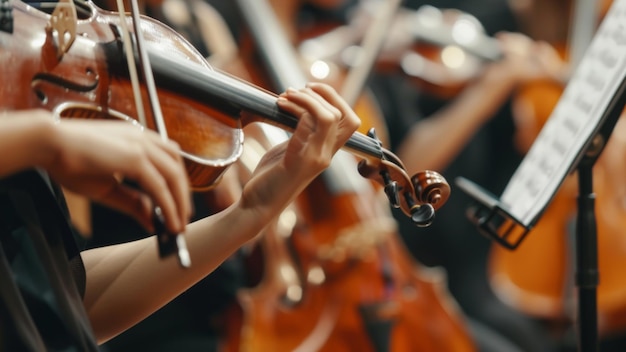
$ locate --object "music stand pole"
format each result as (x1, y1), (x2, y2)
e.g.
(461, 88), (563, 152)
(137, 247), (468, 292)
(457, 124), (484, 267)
(575, 154), (600, 352)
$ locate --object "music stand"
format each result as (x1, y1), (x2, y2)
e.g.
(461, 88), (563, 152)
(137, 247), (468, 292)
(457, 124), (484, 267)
(456, 1), (626, 351)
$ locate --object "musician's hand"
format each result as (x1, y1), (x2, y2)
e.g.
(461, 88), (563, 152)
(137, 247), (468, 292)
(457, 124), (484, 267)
(239, 83), (360, 220)
(44, 118), (192, 234)
(489, 31), (567, 85)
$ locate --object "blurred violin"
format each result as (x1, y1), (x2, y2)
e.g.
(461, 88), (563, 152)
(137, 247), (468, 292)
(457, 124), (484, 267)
(298, 3), (503, 98)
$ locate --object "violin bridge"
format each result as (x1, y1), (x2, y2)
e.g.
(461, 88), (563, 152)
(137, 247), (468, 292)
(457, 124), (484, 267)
(47, 0), (77, 59)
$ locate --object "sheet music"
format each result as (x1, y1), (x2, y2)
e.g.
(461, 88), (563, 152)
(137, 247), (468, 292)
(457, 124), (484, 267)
(500, 0), (626, 226)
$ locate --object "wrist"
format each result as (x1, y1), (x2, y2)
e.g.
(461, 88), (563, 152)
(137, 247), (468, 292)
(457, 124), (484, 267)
(33, 111), (62, 171)
(217, 198), (268, 243)
(479, 62), (519, 92)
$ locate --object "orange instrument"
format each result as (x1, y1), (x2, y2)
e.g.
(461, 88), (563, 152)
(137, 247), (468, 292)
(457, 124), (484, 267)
(214, 0), (476, 350)
(488, 41), (574, 325)
(487, 0), (626, 338)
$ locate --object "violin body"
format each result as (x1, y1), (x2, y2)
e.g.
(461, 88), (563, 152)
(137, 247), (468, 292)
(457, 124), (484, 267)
(1, 0), (242, 190)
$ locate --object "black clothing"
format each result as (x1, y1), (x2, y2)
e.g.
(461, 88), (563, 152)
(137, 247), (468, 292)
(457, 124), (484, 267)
(0, 170), (97, 352)
(91, 194), (244, 352)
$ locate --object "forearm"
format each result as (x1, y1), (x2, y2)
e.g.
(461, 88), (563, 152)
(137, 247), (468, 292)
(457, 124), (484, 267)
(0, 111), (57, 177)
(82, 200), (265, 343)
(397, 65), (518, 174)
(79, 82), (358, 344)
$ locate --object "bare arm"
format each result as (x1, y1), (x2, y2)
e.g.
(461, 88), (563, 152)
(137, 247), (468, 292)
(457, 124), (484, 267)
(0, 110), (59, 177)
(78, 83), (360, 343)
(397, 63), (517, 173)
(397, 33), (565, 174)
(80, 199), (271, 343)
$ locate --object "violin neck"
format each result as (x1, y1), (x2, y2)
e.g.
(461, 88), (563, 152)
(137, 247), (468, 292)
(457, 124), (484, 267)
(147, 49), (385, 161)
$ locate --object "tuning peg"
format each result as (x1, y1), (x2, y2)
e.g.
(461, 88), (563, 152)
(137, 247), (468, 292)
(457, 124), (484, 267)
(367, 128), (382, 146)
(404, 193), (435, 227)
(384, 181), (400, 208)
(380, 169), (400, 208)
(411, 204), (435, 227)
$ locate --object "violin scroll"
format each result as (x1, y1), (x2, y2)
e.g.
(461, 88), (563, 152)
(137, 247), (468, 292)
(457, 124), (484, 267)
(357, 129), (449, 227)
(412, 170), (450, 210)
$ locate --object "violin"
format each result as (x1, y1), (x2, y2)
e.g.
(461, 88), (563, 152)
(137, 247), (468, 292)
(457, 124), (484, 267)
(0, 0), (450, 224)
(298, 4), (502, 99)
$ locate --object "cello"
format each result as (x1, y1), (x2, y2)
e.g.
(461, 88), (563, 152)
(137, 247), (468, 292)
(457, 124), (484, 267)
(214, 0), (475, 350)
